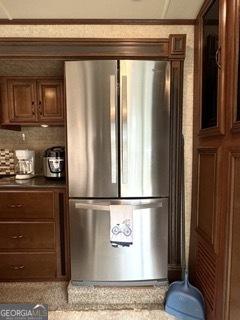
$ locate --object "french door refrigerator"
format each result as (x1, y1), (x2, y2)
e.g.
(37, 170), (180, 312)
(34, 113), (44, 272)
(65, 60), (170, 285)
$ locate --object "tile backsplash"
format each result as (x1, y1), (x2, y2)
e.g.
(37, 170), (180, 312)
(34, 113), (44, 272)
(0, 127), (65, 175)
(0, 149), (15, 176)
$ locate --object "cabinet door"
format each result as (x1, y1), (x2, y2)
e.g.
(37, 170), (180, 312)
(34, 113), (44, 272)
(7, 79), (37, 123)
(37, 80), (64, 123)
(190, 0), (228, 319)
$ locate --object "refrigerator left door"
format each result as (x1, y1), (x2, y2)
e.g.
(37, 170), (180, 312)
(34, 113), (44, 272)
(65, 61), (118, 198)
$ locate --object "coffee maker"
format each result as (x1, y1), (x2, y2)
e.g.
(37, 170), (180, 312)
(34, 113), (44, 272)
(15, 150), (35, 180)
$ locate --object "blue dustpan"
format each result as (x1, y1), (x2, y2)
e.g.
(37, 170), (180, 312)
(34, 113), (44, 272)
(164, 136), (206, 319)
(165, 271), (205, 320)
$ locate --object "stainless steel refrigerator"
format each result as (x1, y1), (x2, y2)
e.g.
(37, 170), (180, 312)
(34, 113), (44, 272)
(65, 60), (170, 285)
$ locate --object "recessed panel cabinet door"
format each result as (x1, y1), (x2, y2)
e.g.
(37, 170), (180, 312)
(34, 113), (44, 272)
(7, 80), (37, 123)
(38, 80), (64, 123)
(190, 0), (234, 319)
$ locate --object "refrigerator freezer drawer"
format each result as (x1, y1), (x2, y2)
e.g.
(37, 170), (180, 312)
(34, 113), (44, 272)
(70, 198), (168, 283)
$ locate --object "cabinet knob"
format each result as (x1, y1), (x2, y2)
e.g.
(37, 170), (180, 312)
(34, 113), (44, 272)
(10, 265), (25, 270)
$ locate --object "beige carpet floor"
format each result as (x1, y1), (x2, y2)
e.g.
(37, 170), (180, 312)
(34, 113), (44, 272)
(48, 310), (176, 320)
(0, 282), (68, 311)
(0, 282), (176, 319)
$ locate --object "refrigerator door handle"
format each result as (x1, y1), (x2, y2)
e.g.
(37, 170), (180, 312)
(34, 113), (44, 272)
(75, 201), (163, 211)
(110, 74), (117, 184)
(121, 75), (128, 184)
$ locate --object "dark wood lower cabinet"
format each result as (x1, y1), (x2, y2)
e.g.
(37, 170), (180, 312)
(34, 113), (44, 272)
(0, 191), (54, 219)
(0, 188), (69, 281)
(0, 222), (55, 250)
(0, 253), (57, 280)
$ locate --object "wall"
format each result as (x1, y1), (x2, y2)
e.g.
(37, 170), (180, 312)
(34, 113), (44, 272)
(0, 24), (194, 261)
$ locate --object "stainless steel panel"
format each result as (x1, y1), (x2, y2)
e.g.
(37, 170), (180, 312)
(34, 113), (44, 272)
(120, 61), (170, 197)
(65, 61), (118, 198)
(70, 198), (168, 282)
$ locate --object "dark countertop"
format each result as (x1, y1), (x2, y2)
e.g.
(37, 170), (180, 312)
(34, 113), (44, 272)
(0, 176), (66, 189)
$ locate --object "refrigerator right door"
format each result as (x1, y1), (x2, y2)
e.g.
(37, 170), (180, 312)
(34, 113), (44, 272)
(120, 60), (170, 198)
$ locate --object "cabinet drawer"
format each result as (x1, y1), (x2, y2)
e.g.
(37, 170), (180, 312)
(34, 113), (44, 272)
(0, 191), (54, 219)
(0, 222), (55, 250)
(0, 253), (56, 279)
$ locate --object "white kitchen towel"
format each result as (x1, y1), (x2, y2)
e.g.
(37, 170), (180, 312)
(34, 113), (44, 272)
(110, 205), (133, 247)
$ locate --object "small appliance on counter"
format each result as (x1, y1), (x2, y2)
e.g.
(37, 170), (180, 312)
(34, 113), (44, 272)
(15, 150), (35, 180)
(43, 146), (65, 179)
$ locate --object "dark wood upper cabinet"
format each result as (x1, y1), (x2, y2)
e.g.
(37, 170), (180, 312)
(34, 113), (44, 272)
(198, 0), (226, 136)
(7, 79), (37, 123)
(1, 77), (64, 126)
(201, 0), (219, 129)
(38, 80), (64, 123)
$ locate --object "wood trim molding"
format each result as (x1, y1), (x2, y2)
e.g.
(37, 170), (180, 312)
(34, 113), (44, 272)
(169, 34), (187, 57)
(228, 0), (240, 133)
(168, 264), (182, 282)
(196, 0), (215, 20)
(169, 60), (184, 272)
(223, 150), (240, 319)
(0, 19), (196, 25)
(0, 35), (187, 60)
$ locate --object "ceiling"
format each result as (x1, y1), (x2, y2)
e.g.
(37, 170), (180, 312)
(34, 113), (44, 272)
(0, 0), (204, 20)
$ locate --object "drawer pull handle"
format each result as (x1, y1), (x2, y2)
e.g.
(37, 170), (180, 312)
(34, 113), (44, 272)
(8, 204), (24, 208)
(10, 235), (24, 239)
(10, 265), (25, 270)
